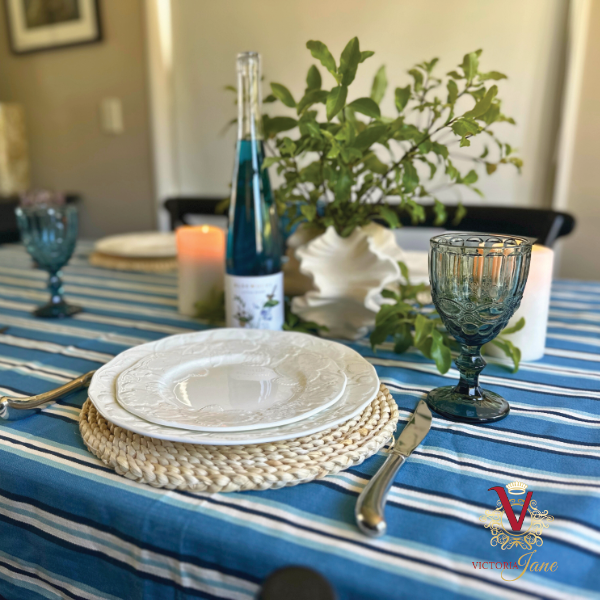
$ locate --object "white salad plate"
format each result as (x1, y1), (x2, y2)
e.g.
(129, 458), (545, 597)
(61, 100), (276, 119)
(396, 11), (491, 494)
(88, 329), (380, 445)
(95, 232), (176, 258)
(115, 334), (348, 432)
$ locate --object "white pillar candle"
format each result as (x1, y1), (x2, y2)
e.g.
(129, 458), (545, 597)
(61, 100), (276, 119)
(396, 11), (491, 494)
(176, 225), (225, 316)
(488, 244), (554, 362)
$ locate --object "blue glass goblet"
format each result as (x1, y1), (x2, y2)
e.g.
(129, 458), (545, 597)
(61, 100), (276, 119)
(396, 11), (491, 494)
(427, 233), (532, 423)
(15, 204), (82, 318)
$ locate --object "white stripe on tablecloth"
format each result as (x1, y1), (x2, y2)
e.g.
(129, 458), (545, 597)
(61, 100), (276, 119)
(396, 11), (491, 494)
(0, 496), (257, 600)
(550, 310), (600, 323)
(0, 288), (195, 322)
(549, 321), (600, 334)
(1, 428), (598, 600)
(0, 552), (112, 600)
(0, 334), (112, 364)
(0, 315), (148, 347)
(544, 348), (600, 362)
(0, 276), (178, 307)
(0, 265), (177, 295)
(326, 472), (600, 556)
(370, 357), (600, 399)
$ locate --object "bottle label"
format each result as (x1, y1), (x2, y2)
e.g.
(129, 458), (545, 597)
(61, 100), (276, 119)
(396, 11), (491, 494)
(225, 272), (284, 330)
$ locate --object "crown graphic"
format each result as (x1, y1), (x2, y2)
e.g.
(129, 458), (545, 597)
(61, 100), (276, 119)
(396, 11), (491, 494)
(506, 481), (528, 495)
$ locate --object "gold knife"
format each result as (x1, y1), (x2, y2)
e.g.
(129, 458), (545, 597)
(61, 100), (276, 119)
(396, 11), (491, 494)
(355, 399), (432, 537)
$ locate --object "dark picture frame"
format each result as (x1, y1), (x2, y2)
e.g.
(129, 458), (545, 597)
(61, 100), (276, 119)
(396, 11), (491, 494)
(4, 0), (102, 55)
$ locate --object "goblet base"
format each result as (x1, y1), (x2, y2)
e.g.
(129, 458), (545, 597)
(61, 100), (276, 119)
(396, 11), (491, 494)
(33, 302), (82, 319)
(426, 386), (510, 423)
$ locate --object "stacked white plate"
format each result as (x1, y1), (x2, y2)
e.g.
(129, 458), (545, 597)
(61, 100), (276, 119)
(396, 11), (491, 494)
(94, 232), (176, 258)
(88, 329), (380, 445)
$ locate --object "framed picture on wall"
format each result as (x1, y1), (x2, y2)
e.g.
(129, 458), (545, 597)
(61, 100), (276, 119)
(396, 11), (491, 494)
(4, 0), (101, 54)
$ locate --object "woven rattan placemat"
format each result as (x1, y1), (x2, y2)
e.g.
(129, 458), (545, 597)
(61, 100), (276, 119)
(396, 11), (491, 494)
(80, 384), (398, 493)
(89, 251), (177, 273)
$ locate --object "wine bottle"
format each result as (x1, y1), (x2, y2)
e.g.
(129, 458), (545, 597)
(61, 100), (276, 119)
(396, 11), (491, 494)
(225, 51), (284, 330)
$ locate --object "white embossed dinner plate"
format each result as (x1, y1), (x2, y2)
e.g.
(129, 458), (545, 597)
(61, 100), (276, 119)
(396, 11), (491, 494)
(115, 332), (347, 432)
(88, 329), (380, 445)
(95, 232), (176, 258)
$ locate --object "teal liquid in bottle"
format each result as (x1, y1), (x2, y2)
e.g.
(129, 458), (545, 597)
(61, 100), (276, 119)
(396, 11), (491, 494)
(225, 52), (284, 330)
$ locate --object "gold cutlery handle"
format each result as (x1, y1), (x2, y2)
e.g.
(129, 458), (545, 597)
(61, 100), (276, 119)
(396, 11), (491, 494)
(0, 371), (95, 421)
(355, 451), (405, 537)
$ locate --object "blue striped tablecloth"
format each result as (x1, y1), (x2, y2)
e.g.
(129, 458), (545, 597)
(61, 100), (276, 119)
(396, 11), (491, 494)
(0, 244), (598, 600)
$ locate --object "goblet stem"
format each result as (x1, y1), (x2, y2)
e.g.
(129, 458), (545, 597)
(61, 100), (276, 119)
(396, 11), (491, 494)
(48, 270), (65, 305)
(454, 345), (486, 399)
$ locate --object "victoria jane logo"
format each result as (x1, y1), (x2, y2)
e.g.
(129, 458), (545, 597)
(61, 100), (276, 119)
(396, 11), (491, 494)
(477, 481), (557, 581)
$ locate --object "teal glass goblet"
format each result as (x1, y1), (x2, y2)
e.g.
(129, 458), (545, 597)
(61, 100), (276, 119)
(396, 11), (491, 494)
(15, 204), (82, 318)
(427, 233), (532, 423)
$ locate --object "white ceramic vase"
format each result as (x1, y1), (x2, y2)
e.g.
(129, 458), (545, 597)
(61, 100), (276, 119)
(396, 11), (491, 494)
(289, 223), (405, 340)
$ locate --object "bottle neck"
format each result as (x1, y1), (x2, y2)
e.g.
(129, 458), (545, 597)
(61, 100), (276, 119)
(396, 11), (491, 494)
(237, 52), (264, 141)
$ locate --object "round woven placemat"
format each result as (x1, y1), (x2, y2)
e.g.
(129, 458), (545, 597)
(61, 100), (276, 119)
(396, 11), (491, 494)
(89, 251), (177, 273)
(79, 384), (398, 493)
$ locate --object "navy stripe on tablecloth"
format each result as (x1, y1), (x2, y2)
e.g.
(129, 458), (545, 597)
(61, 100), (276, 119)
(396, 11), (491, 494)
(0, 244), (599, 600)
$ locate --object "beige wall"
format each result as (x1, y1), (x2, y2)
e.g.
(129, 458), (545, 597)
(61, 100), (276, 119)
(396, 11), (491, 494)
(168, 0), (568, 208)
(0, 0), (155, 238)
(558, 0), (600, 280)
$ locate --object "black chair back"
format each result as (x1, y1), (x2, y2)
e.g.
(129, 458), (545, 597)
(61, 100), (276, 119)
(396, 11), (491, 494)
(394, 204), (575, 247)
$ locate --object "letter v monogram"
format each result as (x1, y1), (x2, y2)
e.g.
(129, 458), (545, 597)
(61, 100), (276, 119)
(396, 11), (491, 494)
(488, 487), (533, 532)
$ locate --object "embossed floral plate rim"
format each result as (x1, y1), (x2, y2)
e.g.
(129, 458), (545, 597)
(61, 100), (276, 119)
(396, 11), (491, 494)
(115, 336), (348, 432)
(88, 329), (380, 445)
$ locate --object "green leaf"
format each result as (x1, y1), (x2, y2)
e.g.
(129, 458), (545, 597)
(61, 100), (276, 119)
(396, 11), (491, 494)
(452, 118), (480, 137)
(326, 85), (348, 121)
(270, 83), (296, 108)
(480, 71), (507, 81)
(381, 289), (398, 300)
(491, 338), (521, 373)
(334, 167), (353, 201)
(306, 40), (338, 79)
(464, 85), (498, 119)
(363, 153), (388, 174)
(398, 261), (410, 283)
(453, 202), (467, 225)
(261, 156), (281, 170)
(339, 37), (361, 86)
(263, 116), (298, 137)
(432, 199), (447, 226)
(353, 124), (387, 151)
(370, 324), (390, 348)
(485, 162), (497, 175)
(431, 330), (452, 374)
(402, 162), (419, 194)
(447, 70), (463, 79)
(413, 314), (434, 347)
(360, 50), (375, 62)
(462, 169), (478, 185)
(300, 204), (317, 221)
(370, 65), (387, 105)
(306, 65), (322, 91)
(408, 68), (424, 91)
(377, 205), (400, 228)
(195, 288), (225, 324)
(395, 86), (411, 112)
(296, 89), (328, 115)
(347, 97), (381, 119)
(460, 51), (480, 81)
(447, 79), (458, 105)
(263, 94), (277, 103)
(501, 317), (525, 336)
(393, 323), (413, 354)
(432, 142), (449, 159)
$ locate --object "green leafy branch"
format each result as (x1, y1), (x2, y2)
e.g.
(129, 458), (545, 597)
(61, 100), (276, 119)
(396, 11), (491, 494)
(254, 38), (521, 237)
(370, 262), (523, 373)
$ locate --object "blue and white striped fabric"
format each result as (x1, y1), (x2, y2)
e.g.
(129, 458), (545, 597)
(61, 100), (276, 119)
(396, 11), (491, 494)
(0, 244), (598, 600)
